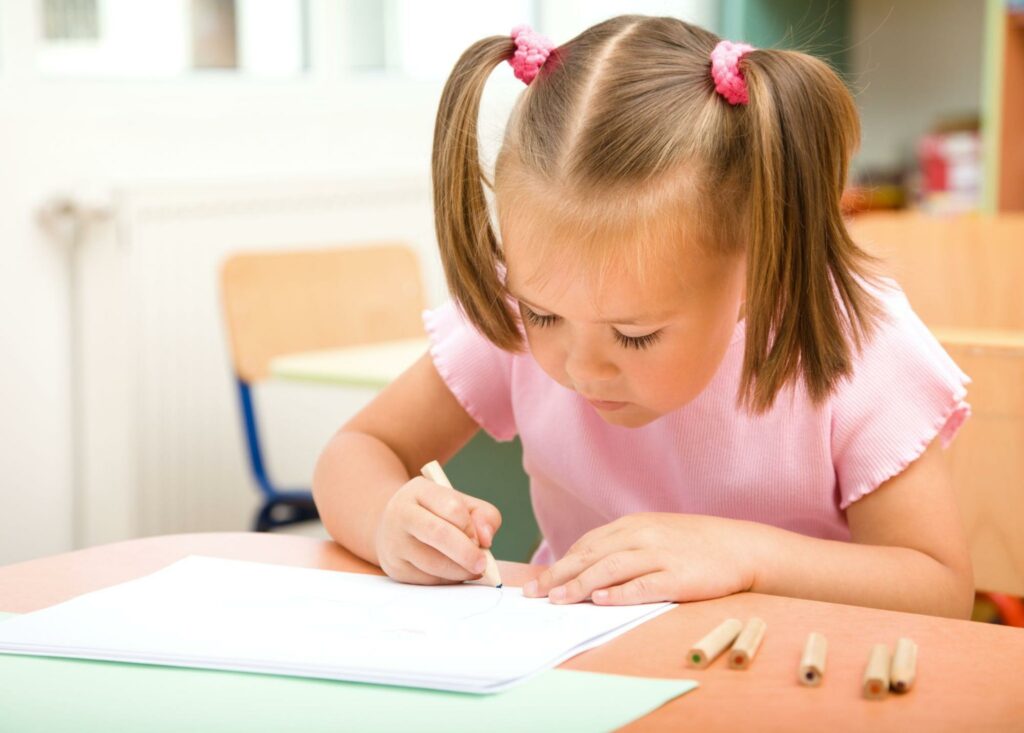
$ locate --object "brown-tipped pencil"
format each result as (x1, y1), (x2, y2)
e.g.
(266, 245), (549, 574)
(891, 637), (918, 693)
(798, 632), (827, 687)
(421, 460), (502, 588)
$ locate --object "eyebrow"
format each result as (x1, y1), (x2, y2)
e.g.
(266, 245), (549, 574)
(510, 292), (673, 326)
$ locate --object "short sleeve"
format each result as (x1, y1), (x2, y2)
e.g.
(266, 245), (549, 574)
(831, 287), (971, 510)
(422, 301), (517, 441)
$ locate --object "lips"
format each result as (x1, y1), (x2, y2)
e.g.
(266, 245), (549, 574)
(585, 397), (628, 411)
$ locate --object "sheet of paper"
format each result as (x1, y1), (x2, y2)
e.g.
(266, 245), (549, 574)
(0, 612), (697, 733)
(0, 556), (675, 693)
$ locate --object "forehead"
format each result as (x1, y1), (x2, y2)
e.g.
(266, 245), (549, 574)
(501, 206), (721, 322)
(495, 161), (742, 320)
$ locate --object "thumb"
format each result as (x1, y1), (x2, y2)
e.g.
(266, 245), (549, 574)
(463, 496), (502, 549)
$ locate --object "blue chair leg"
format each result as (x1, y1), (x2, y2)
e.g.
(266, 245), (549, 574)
(254, 497), (319, 532)
(236, 378), (318, 532)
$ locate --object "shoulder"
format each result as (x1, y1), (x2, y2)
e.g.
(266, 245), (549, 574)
(422, 300), (520, 441)
(423, 299), (520, 375)
(838, 278), (969, 409)
(830, 278), (970, 508)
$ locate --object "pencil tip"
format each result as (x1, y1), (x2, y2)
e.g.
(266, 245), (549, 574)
(497, 584), (503, 589)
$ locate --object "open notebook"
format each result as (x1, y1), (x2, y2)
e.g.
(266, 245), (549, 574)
(0, 556), (675, 693)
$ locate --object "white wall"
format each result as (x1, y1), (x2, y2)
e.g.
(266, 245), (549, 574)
(0, 1), (521, 564)
(849, 0), (986, 174)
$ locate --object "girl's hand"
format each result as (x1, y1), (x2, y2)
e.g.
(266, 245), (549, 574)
(375, 476), (502, 585)
(522, 513), (761, 605)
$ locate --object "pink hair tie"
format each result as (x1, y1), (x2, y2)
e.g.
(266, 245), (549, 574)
(710, 40), (756, 105)
(509, 24), (555, 85)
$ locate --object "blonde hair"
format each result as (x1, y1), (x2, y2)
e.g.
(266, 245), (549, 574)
(432, 15), (880, 413)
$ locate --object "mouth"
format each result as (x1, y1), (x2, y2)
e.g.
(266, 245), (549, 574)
(584, 397), (629, 412)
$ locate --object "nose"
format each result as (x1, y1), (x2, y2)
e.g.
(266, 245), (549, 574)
(564, 334), (617, 388)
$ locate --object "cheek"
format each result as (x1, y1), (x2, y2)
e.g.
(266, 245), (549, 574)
(522, 328), (568, 383)
(634, 322), (735, 409)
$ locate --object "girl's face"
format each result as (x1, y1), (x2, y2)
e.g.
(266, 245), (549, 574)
(503, 224), (745, 428)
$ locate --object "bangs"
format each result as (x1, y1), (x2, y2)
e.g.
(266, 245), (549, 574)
(495, 161), (716, 296)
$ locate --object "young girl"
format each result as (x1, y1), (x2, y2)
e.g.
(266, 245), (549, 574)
(313, 16), (974, 618)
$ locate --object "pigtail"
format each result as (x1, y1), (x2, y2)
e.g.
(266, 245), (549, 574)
(738, 49), (881, 412)
(432, 37), (523, 351)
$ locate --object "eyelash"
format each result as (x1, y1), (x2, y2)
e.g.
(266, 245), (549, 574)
(520, 305), (663, 351)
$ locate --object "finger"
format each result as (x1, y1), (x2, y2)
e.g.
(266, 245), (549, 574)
(547, 550), (653, 604)
(415, 481), (478, 542)
(391, 561), (440, 585)
(524, 545), (602, 598)
(395, 556), (456, 585)
(525, 529), (637, 598)
(464, 497), (502, 548)
(591, 571), (674, 606)
(404, 538), (479, 582)
(563, 519), (628, 557)
(406, 504), (487, 576)
(380, 550), (450, 586)
(563, 512), (650, 557)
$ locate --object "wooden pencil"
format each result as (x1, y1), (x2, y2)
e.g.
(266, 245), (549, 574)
(420, 460), (503, 588)
(798, 632), (827, 687)
(863, 643), (890, 700)
(729, 617), (767, 669)
(890, 637), (918, 693)
(687, 618), (743, 669)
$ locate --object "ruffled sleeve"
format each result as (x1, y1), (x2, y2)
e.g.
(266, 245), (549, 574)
(422, 301), (517, 441)
(831, 286), (971, 510)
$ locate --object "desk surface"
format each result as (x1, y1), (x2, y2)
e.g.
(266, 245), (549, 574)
(1, 533), (1021, 731)
(269, 338), (430, 388)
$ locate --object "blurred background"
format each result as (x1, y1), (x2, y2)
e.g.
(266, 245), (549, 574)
(0, 0), (1020, 617)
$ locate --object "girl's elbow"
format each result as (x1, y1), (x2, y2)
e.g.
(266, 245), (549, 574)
(311, 430), (346, 506)
(944, 561), (975, 620)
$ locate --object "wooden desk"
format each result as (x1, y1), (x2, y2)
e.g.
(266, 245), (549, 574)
(268, 338), (430, 388)
(1, 533), (1021, 731)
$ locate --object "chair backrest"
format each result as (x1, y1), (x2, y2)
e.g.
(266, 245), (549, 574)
(847, 212), (1024, 596)
(220, 244), (427, 383)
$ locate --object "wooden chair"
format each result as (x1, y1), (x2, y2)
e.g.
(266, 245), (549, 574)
(847, 212), (1024, 601)
(219, 244), (427, 531)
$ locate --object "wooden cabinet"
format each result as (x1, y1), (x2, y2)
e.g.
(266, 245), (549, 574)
(848, 212), (1024, 595)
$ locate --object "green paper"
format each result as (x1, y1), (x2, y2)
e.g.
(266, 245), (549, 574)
(0, 612), (696, 733)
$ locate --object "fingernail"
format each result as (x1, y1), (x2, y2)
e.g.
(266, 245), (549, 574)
(523, 580), (538, 596)
(549, 586), (566, 602)
(474, 556), (487, 574)
(592, 589), (608, 603)
(480, 526), (492, 545)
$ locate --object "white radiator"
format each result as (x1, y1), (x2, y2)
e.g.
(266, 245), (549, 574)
(73, 177), (440, 546)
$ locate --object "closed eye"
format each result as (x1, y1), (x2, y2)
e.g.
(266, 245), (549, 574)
(523, 303), (662, 351)
(614, 330), (662, 350)
(521, 304), (559, 328)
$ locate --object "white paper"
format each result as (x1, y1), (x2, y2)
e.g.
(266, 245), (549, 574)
(0, 556), (674, 693)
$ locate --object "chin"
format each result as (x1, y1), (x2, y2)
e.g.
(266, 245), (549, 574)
(595, 406), (660, 428)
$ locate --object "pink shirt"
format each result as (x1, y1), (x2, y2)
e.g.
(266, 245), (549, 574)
(423, 284), (970, 565)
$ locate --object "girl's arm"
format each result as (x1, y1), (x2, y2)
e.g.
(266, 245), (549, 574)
(524, 439), (975, 618)
(312, 352), (490, 572)
(753, 438), (974, 618)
